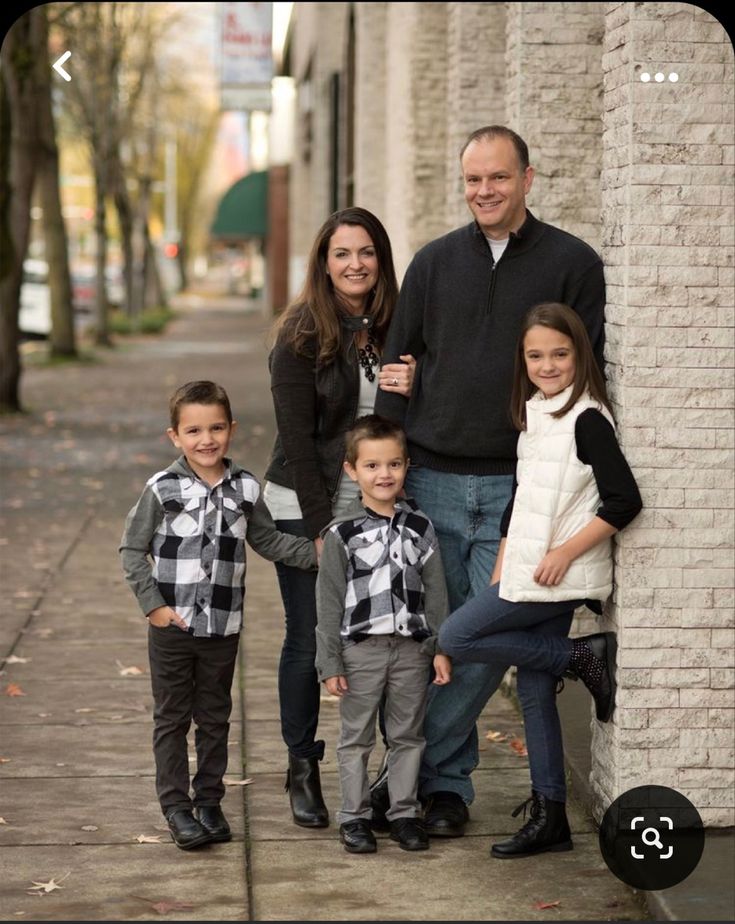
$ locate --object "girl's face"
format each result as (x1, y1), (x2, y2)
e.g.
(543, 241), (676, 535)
(326, 224), (379, 313)
(523, 325), (576, 398)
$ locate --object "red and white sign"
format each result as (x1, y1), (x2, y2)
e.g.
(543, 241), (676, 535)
(221, 2), (273, 91)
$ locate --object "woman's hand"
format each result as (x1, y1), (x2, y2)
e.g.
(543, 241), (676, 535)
(432, 654), (452, 685)
(378, 354), (416, 397)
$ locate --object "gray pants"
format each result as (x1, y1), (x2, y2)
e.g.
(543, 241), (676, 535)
(337, 635), (431, 824)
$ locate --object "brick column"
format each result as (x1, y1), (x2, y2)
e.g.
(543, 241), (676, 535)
(383, 2), (448, 280)
(598, 2), (734, 827)
(354, 2), (388, 222)
(505, 1), (605, 251)
(444, 2), (507, 231)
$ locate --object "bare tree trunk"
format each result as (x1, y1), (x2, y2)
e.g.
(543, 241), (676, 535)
(36, 7), (75, 358)
(144, 220), (167, 310)
(111, 153), (134, 317)
(0, 10), (44, 412)
(92, 152), (111, 346)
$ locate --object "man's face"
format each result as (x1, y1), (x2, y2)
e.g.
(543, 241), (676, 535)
(461, 136), (534, 240)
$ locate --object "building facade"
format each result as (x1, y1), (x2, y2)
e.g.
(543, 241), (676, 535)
(283, 1), (734, 827)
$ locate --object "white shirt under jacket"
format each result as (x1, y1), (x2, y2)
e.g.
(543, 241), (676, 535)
(499, 386), (615, 605)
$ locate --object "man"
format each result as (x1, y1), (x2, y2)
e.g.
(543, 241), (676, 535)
(374, 125), (605, 837)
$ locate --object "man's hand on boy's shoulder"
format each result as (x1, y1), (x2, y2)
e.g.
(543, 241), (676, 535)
(147, 606), (188, 630)
(432, 654), (452, 685)
(324, 675), (349, 697)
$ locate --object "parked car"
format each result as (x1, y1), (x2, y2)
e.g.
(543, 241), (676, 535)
(71, 264), (125, 312)
(18, 259), (51, 338)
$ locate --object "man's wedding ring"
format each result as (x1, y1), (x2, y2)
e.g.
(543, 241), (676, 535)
(392, 377), (399, 385)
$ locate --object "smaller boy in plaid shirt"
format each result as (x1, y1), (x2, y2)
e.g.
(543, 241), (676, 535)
(120, 381), (316, 850)
(316, 415), (452, 855)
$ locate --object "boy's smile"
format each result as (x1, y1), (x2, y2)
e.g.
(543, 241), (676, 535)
(167, 403), (237, 485)
(344, 437), (408, 517)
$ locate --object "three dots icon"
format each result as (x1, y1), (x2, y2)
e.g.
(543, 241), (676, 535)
(640, 72), (678, 82)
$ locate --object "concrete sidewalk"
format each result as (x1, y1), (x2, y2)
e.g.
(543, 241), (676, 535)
(0, 295), (718, 920)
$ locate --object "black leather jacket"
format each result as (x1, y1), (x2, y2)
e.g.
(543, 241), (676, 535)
(264, 335), (361, 539)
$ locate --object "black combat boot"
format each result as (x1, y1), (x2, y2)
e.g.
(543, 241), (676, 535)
(285, 754), (329, 828)
(491, 791), (573, 858)
(567, 632), (617, 722)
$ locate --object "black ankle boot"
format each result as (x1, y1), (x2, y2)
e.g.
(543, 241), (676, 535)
(567, 632), (617, 722)
(491, 791), (573, 858)
(285, 754), (329, 828)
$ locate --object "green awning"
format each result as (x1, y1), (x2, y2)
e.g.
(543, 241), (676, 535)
(210, 170), (268, 239)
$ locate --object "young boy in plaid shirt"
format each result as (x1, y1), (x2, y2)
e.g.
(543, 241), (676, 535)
(120, 381), (317, 850)
(315, 415), (452, 854)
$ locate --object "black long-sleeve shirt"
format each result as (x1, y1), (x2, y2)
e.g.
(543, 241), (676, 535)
(500, 409), (642, 536)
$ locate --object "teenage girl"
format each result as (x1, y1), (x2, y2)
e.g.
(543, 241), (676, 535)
(439, 302), (642, 859)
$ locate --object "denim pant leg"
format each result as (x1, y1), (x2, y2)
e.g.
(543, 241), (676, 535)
(405, 466), (514, 804)
(439, 583), (581, 802)
(274, 519), (324, 761)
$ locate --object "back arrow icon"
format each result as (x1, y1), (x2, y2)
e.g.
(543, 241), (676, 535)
(53, 51), (71, 82)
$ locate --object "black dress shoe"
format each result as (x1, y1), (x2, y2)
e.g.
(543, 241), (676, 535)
(339, 819), (377, 854)
(567, 632), (617, 722)
(389, 817), (430, 851)
(285, 754), (329, 828)
(166, 809), (213, 850)
(491, 791), (573, 859)
(423, 791), (469, 837)
(194, 805), (232, 842)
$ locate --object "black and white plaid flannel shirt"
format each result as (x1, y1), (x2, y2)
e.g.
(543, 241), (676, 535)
(315, 497), (449, 680)
(120, 456), (315, 637)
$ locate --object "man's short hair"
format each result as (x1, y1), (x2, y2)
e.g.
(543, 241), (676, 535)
(344, 414), (408, 466)
(169, 381), (233, 429)
(459, 125), (530, 172)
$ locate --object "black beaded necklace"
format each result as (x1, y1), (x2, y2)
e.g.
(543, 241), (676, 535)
(357, 335), (378, 382)
(341, 313), (378, 383)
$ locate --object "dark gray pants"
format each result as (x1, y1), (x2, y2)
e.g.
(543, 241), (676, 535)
(337, 635), (431, 824)
(147, 624), (239, 817)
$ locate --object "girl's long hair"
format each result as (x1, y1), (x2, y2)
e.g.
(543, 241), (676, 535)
(510, 302), (611, 430)
(271, 207), (398, 365)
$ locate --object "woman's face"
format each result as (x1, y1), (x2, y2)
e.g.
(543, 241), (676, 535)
(326, 224), (379, 312)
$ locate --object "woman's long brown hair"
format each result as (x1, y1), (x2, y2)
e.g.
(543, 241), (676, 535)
(510, 302), (612, 430)
(271, 207), (398, 365)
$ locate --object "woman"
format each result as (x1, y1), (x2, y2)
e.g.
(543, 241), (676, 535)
(263, 207), (414, 828)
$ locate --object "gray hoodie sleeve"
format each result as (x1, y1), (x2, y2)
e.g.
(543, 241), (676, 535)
(419, 538), (450, 658)
(246, 496), (317, 569)
(315, 529), (349, 681)
(119, 486), (167, 617)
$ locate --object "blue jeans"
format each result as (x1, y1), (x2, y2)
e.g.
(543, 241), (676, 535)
(405, 465), (514, 804)
(274, 519), (325, 761)
(439, 583), (582, 802)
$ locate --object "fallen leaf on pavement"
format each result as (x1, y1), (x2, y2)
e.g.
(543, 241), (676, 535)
(115, 660), (144, 676)
(81, 825), (98, 832)
(150, 900), (196, 915)
(223, 777), (253, 786)
(74, 708), (95, 713)
(136, 834), (165, 844)
(485, 729), (507, 742)
(509, 737), (528, 757)
(0, 757), (11, 763)
(4, 656), (30, 665)
(3, 683), (26, 697)
(27, 872), (70, 895)
(0, 817), (8, 824)
(532, 900), (561, 910)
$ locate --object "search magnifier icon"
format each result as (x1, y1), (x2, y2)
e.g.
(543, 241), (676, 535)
(641, 827), (664, 850)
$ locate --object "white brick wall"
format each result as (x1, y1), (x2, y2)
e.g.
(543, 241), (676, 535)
(597, 0), (734, 828)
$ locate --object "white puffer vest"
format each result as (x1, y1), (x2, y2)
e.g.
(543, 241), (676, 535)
(499, 385), (614, 604)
